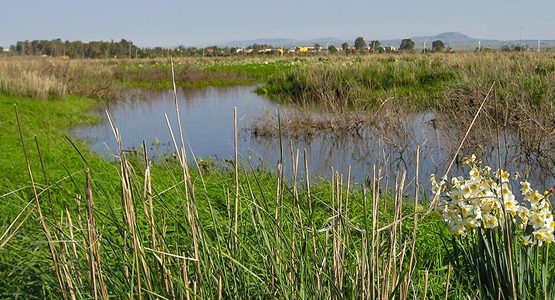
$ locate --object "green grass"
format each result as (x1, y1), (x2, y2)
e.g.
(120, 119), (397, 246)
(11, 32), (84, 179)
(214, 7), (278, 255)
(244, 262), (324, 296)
(0, 94), (100, 188)
(113, 58), (300, 90)
(0, 91), (461, 298)
(260, 52), (555, 113)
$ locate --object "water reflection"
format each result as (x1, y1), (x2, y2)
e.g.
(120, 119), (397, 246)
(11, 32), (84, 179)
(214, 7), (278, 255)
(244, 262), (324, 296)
(72, 86), (555, 192)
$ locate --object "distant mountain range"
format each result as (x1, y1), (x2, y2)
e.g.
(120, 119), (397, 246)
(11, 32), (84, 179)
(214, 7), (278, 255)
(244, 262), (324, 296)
(220, 32), (555, 50)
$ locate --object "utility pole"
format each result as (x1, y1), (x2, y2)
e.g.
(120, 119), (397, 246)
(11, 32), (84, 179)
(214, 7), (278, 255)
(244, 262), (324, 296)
(478, 40), (481, 51)
(538, 40), (541, 52)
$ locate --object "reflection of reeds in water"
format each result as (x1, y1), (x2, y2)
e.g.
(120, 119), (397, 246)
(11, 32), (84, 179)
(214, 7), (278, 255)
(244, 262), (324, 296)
(248, 87), (555, 192)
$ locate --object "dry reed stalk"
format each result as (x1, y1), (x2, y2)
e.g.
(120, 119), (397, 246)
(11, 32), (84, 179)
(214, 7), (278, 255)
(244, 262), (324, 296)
(401, 147), (420, 299)
(345, 166), (351, 271)
(182, 254), (191, 300)
(66, 209), (84, 287)
(370, 166), (381, 299)
(35, 136), (78, 300)
(332, 171), (346, 294)
(218, 274), (223, 300)
(106, 110), (155, 298)
(15, 106), (69, 300)
(303, 149), (312, 213)
(233, 107), (240, 255)
(142, 143), (157, 252)
(272, 162), (283, 290)
(85, 169), (109, 300)
(167, 58), (202, 289)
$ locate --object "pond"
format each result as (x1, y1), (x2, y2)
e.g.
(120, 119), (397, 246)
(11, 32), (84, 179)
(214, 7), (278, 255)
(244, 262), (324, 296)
(73, 85), (555, 192)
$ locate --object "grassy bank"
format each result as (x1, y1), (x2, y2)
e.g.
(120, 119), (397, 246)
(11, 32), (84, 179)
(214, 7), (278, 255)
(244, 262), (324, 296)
(0, 56), (299, 101)
(260, 52), (555, 111)
(0, 92), (464, 298)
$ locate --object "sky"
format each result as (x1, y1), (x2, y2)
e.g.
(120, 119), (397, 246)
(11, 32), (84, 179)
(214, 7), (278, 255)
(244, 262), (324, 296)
(2, 0), (555, 47)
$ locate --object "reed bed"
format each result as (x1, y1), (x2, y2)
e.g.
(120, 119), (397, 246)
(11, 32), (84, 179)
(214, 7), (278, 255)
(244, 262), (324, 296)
(0, 57), (119, 100)
(261, 52), (555, 113)
(0, 104), (458, 298)
(0, 56), (295, 101)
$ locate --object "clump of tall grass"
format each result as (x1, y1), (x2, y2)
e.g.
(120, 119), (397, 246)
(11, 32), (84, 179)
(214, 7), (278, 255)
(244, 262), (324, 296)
(261, 52), (555, 114)
(261, 54), (459, 111)
(0, 57), (121, 100)
(0, 65), (67, 99)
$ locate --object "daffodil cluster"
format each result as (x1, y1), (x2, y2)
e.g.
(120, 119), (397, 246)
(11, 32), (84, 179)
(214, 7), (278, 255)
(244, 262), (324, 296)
(431, 155), (555, 246)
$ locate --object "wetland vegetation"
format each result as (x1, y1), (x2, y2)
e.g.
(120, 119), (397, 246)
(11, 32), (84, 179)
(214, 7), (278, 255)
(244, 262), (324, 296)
(2, 51), (555, 299)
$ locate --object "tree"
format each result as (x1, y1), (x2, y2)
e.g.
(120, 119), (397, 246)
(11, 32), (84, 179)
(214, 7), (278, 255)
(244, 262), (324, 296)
(368, 40), (382, 52)
(432, 40), (445, 52)
(399, 39), (415, 51)
(328, 45), (338, 54)
(341, 42), (349, 52)
(354, 37), (367, 51)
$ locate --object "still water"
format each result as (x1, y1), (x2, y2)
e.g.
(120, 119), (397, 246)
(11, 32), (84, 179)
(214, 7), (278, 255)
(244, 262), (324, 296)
(73, 85), (554, 191)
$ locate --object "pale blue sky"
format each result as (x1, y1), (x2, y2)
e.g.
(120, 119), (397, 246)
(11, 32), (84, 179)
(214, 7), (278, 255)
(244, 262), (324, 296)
(2, 0), (554, 47)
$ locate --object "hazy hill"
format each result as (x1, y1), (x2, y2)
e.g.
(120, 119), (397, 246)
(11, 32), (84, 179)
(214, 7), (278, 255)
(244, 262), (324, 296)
(220, 37), (344, 48)
(220, 32), (555, 50)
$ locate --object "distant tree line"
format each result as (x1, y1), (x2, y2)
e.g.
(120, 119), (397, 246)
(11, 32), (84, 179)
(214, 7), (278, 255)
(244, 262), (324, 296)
(5, 39), (291, 58)
(10, 39), (142, 58)
(9, 36), (538, 58)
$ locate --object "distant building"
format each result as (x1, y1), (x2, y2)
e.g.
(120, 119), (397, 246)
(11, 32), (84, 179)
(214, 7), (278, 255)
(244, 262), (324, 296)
(297, 46), (309, 53)
(383, 46), (397, 52)
(296, 46), (320, 54)
(258, 48), (274, 54)
(2, 48), (9, 53)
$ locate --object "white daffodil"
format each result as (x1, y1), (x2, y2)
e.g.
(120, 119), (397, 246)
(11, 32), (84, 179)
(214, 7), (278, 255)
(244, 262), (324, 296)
(500, 170), (510, 183)
(464, 218), (481, 229)
(531, 191), (543, 204)
(504, 197), (518, 216)
(469, 168), (481, 181)
(520, 181), (531, 194)
(483, 214), (499, 229)
(530, 212), (546, 229)
(458, 203), (474, 218)
(449, 221), (466, 236)
(533, 228), (555, 245)
(431, 156), (554, 248)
